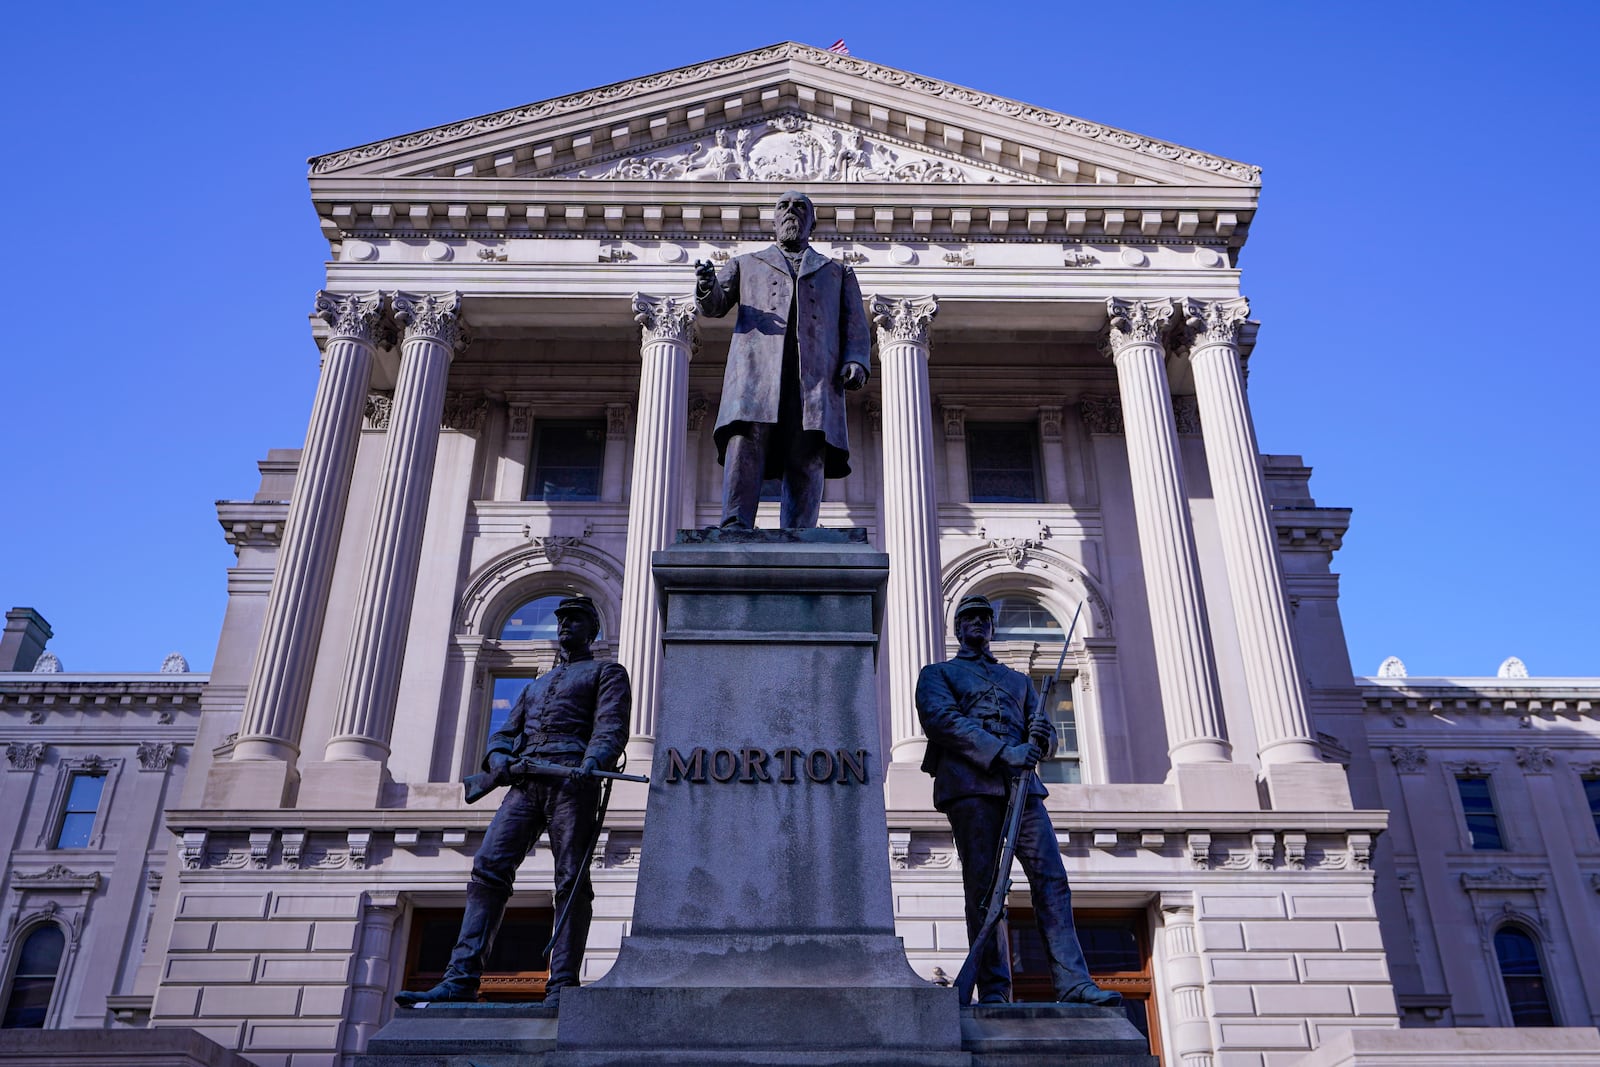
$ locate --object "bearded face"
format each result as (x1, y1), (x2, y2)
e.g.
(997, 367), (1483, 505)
(774, 192), (814, 248)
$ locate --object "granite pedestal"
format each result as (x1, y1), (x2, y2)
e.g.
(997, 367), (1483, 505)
(549, 530), (964, 1066)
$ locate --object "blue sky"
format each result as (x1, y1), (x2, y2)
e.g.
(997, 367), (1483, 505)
(2, 1), (1595, 678)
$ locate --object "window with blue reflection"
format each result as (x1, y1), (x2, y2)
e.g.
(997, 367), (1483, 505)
(52, 774), (104, 849)
(1456, 775), (1504, 850)
(1, 924), (64, 1028)
(488, 676), (537, 739)
(1495, 926), (1555, 1026)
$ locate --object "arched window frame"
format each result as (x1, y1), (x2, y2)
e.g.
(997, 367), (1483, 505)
(446, 541), (626, 783)
(0, 920), (67, 1030)
(1492, 921), (1558, 1027)
(940, 543), (1119, 785)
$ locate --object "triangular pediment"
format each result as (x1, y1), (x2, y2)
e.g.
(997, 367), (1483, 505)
(309, 43), (1259, 188)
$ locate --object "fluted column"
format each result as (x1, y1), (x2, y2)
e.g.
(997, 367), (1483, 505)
(325, 292), (467, 762)
(619, 294), (696, 765)
(1103, 298), (1229, 764)
(234, 291), (383, 763)
(1183, 298), (1320, 765)
(871, 295), (943, 765)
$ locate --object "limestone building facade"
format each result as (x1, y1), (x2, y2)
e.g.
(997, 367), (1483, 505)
(0, 612), (202, 1034)
(5, 42), (1600, 1067)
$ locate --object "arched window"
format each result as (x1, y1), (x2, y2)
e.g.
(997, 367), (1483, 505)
(486, 594), (607, 742)
(991, 597), (1063, 642)
(987, 596), (1079, 784)
(2, 924), (65, 1028)
(1494, 925), (1555, 1026)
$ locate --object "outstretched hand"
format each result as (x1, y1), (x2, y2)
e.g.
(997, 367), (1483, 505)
(694, 259), (717, 289)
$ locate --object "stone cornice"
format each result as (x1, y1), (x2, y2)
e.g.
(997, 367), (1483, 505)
(216, 500), (288, 552)
(307, 42), (1259, 185)
(311, 179), (1256, 247)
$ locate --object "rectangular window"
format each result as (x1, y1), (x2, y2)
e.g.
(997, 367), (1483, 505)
(527, 420), (605, 501)
(53, 774), (105, 849)
(487, 676), (536, 742)
(967, 422), (1041, 503)
(1031, 673), (1080, 785)
(1456, 775), (1504, 850)
(1584, 777), (1600, 841)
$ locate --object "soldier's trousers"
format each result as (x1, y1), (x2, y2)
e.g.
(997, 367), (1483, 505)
(453, 773), (599, 992)
(946, 792), (1096, 1001)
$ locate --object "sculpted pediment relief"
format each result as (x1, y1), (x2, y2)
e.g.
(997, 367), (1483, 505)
(550, 115), (1030, 185)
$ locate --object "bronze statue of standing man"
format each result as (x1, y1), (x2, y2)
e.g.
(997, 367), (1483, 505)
(695, 191), (870, 529)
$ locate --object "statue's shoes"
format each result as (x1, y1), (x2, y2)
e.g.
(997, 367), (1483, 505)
(1059, 983), (1123, 1007)
(977, 991), (1010, 1004)
(394, 978), (479, 1008)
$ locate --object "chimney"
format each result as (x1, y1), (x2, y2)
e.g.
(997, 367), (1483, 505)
(1, 608), (54, 672)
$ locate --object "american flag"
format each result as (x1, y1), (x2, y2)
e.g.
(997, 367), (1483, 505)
(826, 39), (850, 55)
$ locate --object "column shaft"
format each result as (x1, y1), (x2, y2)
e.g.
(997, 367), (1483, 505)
(326, 292), (464, 762)
(619, 295), (695, 763)
(234, 292), (381, 762)
(1185, 298), (1319, 764)
(1105, 298), (1229, 764)
(872, 296), (944, 764)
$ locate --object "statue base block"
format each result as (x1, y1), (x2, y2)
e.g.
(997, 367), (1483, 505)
(553, 531), (964, 1062)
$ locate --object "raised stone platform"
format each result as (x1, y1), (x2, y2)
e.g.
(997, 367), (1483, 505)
(355, 1001), (1157, 1067)
(356, 1003), (557, 1067)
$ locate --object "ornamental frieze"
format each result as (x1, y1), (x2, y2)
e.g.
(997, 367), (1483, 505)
(562, 116), (1009, 184)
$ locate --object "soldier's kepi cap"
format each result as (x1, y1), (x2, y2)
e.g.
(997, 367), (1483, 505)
(954, 594), (995, 619)
(553, 595), (600, 627)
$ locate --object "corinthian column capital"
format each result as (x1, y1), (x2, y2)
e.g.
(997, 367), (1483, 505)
(631, 293), (697, 347)
(389, 291), (468, 350)
(314, 290), (385, 346)
(1102, 297), (1175, 355)
(1182, 296), (1251, 348)
(870, 294), (939, 346)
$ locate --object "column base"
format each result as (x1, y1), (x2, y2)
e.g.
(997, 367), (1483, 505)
(203, 758), (294, 809)
(1169, 762), (1260, 810)
(884, 760), (935, 811)
(297, 759), (389, 809)
(1263, 760), (1352, 810)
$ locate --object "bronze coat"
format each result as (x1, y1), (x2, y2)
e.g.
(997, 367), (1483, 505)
(697, 245), (871, 478)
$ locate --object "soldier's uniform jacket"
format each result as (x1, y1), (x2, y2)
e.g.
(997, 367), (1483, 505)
(696, 245), (871, 479)
(915, 649), (1055, 809)
(483, 649), (630, 772)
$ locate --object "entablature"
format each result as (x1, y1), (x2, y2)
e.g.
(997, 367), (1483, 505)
(310, 177), (1257, 251)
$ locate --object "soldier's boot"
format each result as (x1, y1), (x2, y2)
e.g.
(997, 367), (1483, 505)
(543, 884), (594, 1007)
(395, 883), (508, 1007)
(1060, 981), (1123, 1007)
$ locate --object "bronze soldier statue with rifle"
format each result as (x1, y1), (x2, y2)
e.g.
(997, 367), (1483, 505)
(915, 594), (1121, 1007)
(395, 595), (645, 1008)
